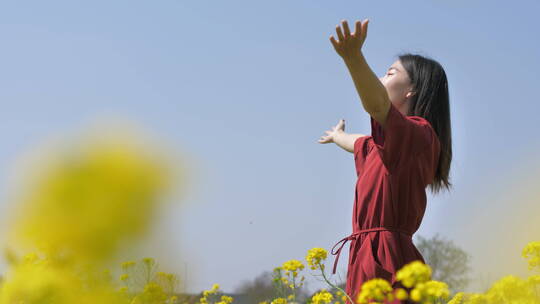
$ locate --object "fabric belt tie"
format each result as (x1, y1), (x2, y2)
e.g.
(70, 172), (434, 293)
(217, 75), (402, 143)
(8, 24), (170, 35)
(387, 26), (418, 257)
(330, 227), (412, 275)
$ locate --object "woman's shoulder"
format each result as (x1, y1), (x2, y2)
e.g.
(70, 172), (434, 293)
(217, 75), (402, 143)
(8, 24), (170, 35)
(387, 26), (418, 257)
(353, 135), (374, 159)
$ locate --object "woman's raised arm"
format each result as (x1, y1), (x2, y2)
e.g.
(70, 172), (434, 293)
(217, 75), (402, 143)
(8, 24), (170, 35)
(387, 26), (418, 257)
(330, 19), (391, 123)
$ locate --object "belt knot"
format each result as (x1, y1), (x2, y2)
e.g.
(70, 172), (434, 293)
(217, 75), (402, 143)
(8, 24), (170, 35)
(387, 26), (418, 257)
(330, 227), (412, 275)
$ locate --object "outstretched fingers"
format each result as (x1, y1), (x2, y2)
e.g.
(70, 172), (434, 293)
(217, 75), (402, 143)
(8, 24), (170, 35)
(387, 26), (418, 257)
(363, 19), (369, 38)
(335, 24), (344, 42)
(318, 136), (331, 143)
(354, 21), (362, 37)
(342, 20), (351, 37)
(329, 35), (339, 50)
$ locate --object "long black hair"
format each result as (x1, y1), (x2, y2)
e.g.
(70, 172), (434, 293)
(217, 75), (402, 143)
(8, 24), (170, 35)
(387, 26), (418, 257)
(397, 52), (452, 195)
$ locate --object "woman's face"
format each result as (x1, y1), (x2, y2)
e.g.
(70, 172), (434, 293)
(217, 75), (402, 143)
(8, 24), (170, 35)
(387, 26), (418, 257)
(378, 60), (415, 113)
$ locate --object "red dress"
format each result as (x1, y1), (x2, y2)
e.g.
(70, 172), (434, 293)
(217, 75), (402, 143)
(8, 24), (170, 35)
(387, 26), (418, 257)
(331, 102), (441, 304)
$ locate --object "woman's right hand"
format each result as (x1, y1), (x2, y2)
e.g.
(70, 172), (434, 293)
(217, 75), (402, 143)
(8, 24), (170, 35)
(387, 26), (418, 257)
(318, 119), (345, 144)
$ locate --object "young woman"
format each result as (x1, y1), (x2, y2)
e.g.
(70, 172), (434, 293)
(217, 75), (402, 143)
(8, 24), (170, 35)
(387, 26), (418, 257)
(318, 19), (452, 303)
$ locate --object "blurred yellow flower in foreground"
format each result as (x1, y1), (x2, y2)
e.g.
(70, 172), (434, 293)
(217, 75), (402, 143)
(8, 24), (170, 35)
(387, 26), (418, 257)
(5, 123), (181, 263)
(356, 278), (394, 304)
(0, 122), (187, 304)
(445, 240), (540, 303)
(409, 280), (449, 302)
(395, 260), (432, 289)
(0, 252), (127, 304)
(522, 241), (540, 271)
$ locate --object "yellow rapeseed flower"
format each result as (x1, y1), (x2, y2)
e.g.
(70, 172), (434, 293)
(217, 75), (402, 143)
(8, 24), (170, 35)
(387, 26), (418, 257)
(484, 274), (537, 302)
(447, 292), (465, 304)
(522, 241), (540, 271)
(216, 295), (233, 304)
(0, 259), (81, 304)
(527, 275), (540, 286)
(7, 127), (176, 263)
(270, 298), (287, 304)
(0, 124), (187, 304)
(409, 280), (449, 302)
(282, 260), (304, 274)
(306, 248), (328, 270)
(311, 289), (334, 304)
(395, 260), (432, 288)
(136, 282), (168, 303)
(0, 253), (129, 304)
(394, 288), (408, 300)
(356, 278), (394, 304)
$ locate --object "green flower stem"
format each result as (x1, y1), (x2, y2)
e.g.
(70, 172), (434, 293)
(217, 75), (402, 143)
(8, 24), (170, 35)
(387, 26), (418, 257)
(292, 275), (297, 300)
(273, 268), (286, 298)
(317, 262), (354, 304)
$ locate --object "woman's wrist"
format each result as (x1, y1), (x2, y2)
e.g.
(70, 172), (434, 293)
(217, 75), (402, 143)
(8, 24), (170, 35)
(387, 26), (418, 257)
(343, 51), (365, 68)
(333, 130), (352, 152)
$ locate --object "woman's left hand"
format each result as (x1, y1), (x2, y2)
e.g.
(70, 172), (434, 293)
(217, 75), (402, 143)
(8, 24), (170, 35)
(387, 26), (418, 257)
(330, 19), (369, 61)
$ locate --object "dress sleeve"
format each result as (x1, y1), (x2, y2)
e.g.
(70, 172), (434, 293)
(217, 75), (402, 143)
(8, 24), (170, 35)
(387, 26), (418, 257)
(352, 135), (370, 177)
(370, 102), (433, 174)
(353, 135), (370, 157)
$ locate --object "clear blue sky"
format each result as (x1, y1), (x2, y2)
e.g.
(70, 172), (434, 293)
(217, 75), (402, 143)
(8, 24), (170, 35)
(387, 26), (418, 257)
(1, 0), (539, 295)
